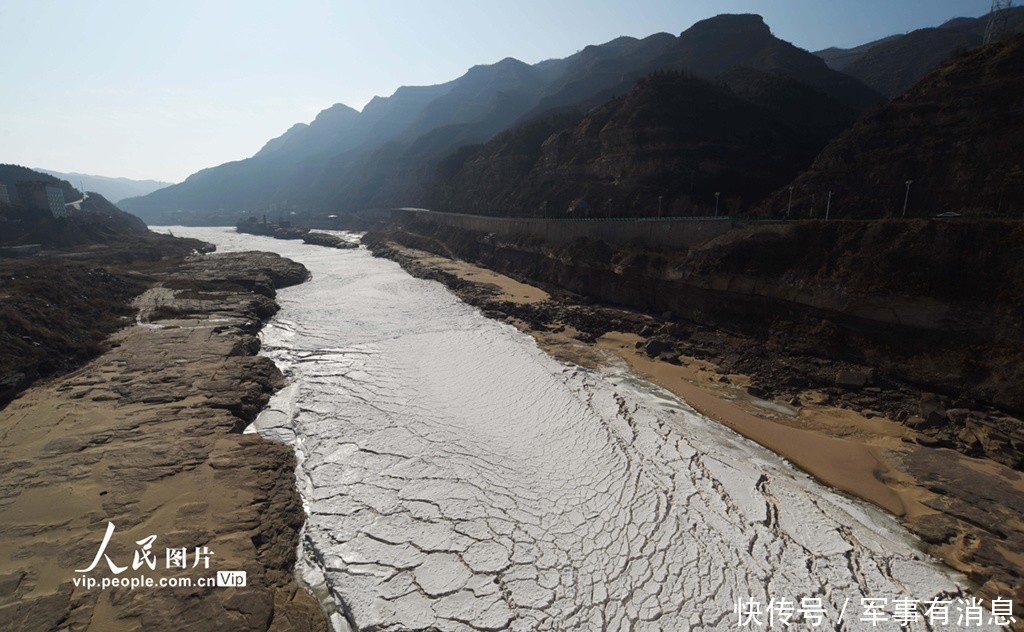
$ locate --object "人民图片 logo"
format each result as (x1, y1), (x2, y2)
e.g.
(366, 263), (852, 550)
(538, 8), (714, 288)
(72, 522), (244, 591)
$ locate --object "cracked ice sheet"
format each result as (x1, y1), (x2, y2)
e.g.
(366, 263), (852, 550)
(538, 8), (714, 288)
(169, 228), (992, 632)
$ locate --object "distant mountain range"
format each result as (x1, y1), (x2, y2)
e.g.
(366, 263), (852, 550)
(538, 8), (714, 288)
(36, 169), (171, 204)
(814, 7), (1024, 97)
(0, 164), (81, 200)
(0, 165), (150, 245)
(119, 13), (882, 224)
(120, 10), (1021, 224)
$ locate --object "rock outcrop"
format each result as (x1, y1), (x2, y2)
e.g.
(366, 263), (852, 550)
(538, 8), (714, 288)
(0, 229), (212, 408)
(301, 232), (357, 249)
(0, 252), (326, 631)
(236, 220), (309, 240)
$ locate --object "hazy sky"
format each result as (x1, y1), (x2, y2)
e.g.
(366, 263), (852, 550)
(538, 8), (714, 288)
(1, 0), (995, 183)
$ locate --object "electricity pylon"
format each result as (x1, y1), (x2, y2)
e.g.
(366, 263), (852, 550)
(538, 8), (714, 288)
(984, 0), (1015, 44)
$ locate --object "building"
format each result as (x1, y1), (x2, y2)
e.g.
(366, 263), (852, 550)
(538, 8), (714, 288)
(0, 184), (12, 206)
(14, 181), (67, 218)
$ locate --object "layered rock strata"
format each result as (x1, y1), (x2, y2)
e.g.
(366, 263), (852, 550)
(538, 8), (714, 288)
(0, 251), (327, 632)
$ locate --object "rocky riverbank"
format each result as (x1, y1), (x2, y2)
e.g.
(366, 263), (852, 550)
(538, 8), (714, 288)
(363, 227), (1024, 621)
(0, 251), (328, 631)
(300, 232), (357, 250)
(0, 232), (213, 409)
(236, 221), (357, 250)
(365, 219), (1024, 463)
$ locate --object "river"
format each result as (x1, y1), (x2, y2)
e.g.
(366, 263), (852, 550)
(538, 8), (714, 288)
(161, 227), (988, 631)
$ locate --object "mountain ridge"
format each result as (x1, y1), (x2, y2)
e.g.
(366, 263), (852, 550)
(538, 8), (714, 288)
(120, 13), (882, 224)
(36, 169), (171, 203)
(762, 35), (1024, 218)
(428, 68), (861, 217)
(814, 8), (1024, 97)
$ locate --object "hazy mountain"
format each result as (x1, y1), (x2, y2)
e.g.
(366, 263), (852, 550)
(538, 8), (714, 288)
(120, 13), (882, 224)
(118, 48), (605, 222)
(815, 35), (902, 71)
(815, 8), (1024, 97)
(254, 103), (362, 160)
(761, 35), (1024, 218)
(0, 164), (81, 200)
(36, 169), (171, 203)
(0, 164), (149, 244)
(512, 33), (679, 124)
(119, 57), (552, 224)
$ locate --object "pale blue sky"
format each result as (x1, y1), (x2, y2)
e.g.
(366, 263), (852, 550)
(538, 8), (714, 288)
(0, 0), (995, 183)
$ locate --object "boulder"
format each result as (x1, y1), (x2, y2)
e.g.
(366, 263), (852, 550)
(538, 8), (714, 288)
(643, 337), (674, 357)
(302, 232), (357, 249)
(835, 369), (870, 390)
(918, 393), (948, 427)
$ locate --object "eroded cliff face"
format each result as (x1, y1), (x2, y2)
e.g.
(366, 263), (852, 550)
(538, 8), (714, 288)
(364, 219), (1024, 463)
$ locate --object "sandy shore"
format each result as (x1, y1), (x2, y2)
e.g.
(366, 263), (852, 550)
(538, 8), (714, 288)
(369, 239), (1024, 621)
(0, 252), (327, 632)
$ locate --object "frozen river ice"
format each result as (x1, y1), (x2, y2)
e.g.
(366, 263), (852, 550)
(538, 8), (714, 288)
(164, 227), (990, 631)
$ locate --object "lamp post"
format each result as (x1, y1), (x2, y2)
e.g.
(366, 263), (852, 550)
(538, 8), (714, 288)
(902, 180), (913, 217)
(787, 186), (794, 218)
(658, 196), (663, 217)
(826, 190), (833, 220)
(714, 192), (721, 217)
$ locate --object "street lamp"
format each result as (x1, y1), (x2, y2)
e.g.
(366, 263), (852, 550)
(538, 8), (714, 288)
(658, 196), (663, 217)
(902, 180), (913, 217)
(787, 186), (794, 218)
(826, 191), (833, 220)
(714, 192), (721, 217)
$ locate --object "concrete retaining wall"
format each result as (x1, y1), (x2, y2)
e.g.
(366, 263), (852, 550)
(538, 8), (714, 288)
(392, 209), (736, 248)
